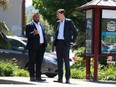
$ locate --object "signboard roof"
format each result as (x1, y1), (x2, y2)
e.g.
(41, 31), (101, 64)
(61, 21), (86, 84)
(78, 0), (116, 10)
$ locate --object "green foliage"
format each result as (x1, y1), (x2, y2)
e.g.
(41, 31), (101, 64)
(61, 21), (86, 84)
(71, 47), (86, 79)
(0, 0), (9, 10)
(0, 60), (14, 76)
(71, 47), (85, 68)
(0, 60), (29, 77)
(34, 0), (89, 21)
(77, 32), (86, 47)
(38, 15), (53, 36)
(98, 56), (107, 66)
(98, 64), (116, 81)
(0, 32), (10, 49)
(71, 60), (116, 81)
(0, 0), (13, 49)
(71, 47), (116, 81)
(0, 21), (13, 49)
(13, 69), (29, 77)
(0, 21), (13, 36)
(71, 68), (86, 79)
(33, 0), (87, 28)
(74, 47), (85, 57)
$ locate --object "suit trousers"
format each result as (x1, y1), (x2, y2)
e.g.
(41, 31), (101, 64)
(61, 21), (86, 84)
(28, 44), (45, 79)
(56, 40), (70, 81)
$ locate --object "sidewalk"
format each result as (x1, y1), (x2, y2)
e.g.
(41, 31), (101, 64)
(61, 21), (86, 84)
(0, 76), (115, 87)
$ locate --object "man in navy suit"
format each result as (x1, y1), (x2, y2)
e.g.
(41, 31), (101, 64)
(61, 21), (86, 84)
(26, 12), (47, 82)
(53, 9), (78, 83)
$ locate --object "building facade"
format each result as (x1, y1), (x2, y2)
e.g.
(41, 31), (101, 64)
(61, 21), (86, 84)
(0, 0), (25, 36)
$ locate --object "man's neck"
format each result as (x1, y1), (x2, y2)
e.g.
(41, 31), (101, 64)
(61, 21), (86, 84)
(60, 16), (65, 21)
(33, 20), (39, 24)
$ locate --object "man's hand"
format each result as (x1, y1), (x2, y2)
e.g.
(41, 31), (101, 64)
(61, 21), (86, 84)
(33, 29), (39, 35)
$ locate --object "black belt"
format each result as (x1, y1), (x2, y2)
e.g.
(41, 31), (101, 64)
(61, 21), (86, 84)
(39, 43), (44, 45)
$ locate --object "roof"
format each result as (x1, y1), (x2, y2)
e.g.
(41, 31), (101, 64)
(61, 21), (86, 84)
(78, 0), (116, 10)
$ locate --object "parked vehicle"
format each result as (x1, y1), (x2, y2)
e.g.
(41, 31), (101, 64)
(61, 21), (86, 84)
(69, 49), (76, 66)
(0, 36), (58, 78)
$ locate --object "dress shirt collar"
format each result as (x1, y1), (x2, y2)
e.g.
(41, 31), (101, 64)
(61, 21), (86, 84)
(60, 18), (65, 23)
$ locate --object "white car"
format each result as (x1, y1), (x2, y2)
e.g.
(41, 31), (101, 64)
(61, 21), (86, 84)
(69, 49), (76, 66)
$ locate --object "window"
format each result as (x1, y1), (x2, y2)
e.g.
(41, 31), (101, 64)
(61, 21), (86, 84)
(9, 39), (25, 51)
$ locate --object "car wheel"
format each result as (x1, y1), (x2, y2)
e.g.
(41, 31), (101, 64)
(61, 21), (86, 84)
(45, 73), (57, 78)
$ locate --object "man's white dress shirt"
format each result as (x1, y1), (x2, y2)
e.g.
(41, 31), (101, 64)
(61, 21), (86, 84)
(57, 20), (65, 40)
(34, 21), (44, 44)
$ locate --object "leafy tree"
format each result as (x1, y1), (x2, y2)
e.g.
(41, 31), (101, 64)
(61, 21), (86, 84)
(0, 0), (9, 10)
(33, 0), (91, 47)
(0, 0), (13, 49)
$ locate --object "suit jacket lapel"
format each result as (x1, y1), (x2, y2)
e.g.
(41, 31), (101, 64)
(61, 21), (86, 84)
(56, 22), (60, 37)
(32, 22), (45, 35)
(40, 24), (45, 34)
(40, 23), (46, 40)
(32, 22), (37, 30)
(63, 19), (67, 38)
(57, 22), (60, 31)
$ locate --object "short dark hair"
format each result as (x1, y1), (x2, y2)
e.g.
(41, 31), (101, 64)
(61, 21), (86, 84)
(57, 9), (65, 15)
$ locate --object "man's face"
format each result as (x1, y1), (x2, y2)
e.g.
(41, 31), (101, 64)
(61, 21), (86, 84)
(33, 13), (40, 23)
(56, 12), (63, 20)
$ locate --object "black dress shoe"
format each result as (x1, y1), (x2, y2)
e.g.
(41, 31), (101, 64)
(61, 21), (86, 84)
(53, 80), (63, 83)
(65, 80), (70, 84)
(30, 77), (36, 81)
(36, 78), (46, 82)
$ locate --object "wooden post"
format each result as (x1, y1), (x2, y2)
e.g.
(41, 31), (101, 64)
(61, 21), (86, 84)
(93, 8), (101, 81)
(22, 0), (25, 35)
(86, 56), (90, 80)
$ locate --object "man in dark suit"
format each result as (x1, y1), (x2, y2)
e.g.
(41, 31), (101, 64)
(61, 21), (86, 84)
(26, 12), (47, 82)
(53, 9), (78, 83)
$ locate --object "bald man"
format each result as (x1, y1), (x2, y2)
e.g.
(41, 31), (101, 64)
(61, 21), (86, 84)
(26, 12), (47, 82)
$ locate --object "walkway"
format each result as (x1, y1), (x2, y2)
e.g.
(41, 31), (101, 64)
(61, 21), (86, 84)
(0, 76), (115, 87)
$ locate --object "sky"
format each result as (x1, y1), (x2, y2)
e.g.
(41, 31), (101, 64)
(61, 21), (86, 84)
(25, 0), (32, 7)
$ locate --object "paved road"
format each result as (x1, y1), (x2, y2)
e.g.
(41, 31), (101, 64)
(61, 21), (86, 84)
(0, 76), (115, 87)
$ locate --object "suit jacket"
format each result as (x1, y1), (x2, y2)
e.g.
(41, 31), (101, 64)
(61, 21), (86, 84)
(54, 18), (78, 46)
(26, 21), (47, 50)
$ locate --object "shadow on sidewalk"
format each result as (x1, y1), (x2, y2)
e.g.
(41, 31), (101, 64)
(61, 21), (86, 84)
(0, 79), (34, 85)
(90, 80), (116, 85)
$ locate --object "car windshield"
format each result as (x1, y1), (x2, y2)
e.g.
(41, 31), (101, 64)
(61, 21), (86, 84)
(8, 39), (25, 51)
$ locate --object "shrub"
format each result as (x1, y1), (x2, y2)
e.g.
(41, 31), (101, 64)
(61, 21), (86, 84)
(0, 60), (29, 77)
(98, 64), (116, 81)
(71, 68), (86, 79)
(13, 69), (29, 77)
(0, 60), (15, 76)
